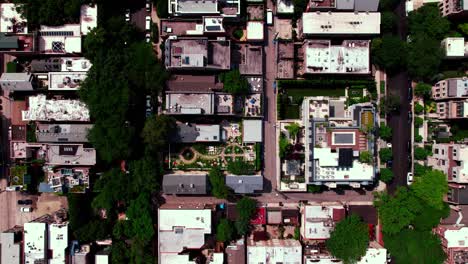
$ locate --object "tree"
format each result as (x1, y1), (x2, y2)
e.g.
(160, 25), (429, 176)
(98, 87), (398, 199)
(379, 148), (393, 163)
(235, 197), (257, 235)
(126, 192), (155, 244)
(111, 241), (130, 264)
(286, 123), (301, 141)
(380, 95), (401, 114)
(411, 170), (448, 210)
(327, 215), (369, 264)
(12, 0), (84, 27)
(414, 147), (430, 160)
(75, 219), (112, 242)
(380, 168), (394, 183)
(379, 123), (392, 141)
(279, 133), (291, 159)
(414, 163), (431, 176)
(408, 36), (444, 81)
(220, 70), (249, 94)
(92, 168), (132, 211)
(408, 4), (450, 40)
(372, 36), (407, 74)
(414, 116), (424, 127)
(154, 0), (168, 18)
(216, 219), (234, 242)
(227, 160), (255, 175)
(359, 151), (373, 164)
(381, 12), (397, 33)
(379, 0), (401, 11)
(414, 83), (432, 98)
(412, 202), (450, 231)
(415, 134), (423, 142)
(458, 23), (468, 36)
(128, 155), (161, 195)
(208, 167), (229, 199)
(142, 115), (176, 151)
(384, 229), (446, 264)
(414, 103), (424, 114)
(374, 188), (424, 234)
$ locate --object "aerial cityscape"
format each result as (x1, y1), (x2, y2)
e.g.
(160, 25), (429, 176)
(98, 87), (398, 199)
(0, 0), (467, 263)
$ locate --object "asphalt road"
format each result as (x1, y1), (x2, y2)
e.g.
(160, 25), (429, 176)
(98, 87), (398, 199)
(386, 1), (411, 193)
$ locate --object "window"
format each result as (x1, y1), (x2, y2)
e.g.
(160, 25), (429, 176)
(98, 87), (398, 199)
(435, 148), (439, 154)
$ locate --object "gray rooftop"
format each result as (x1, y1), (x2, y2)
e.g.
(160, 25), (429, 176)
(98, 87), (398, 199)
(242, 119), (263, 143)
(36, 124), (92, 143)
(450, 186), (468, 205)
(226, 175), (263, 193)
(285, 160), (301, 176)
(0, 72), (33, 91)
(171, 123), (221, 143)
(163, 174), (207, 194)
(354, 0), (379, 11)
(334, 133), (354, 144)
(1, 232), (20, 264)
(166, 92), (215, 114)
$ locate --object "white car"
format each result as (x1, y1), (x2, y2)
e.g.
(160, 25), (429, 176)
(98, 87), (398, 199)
(145, 33), (151, 43)
(6, 185), (21, 191)
(125, 9), (131, 22)
(145, 16), (151, 30)
(20, 207), (32, 213)
(407, 172), (414, 186)
(146, 1), (151, 12)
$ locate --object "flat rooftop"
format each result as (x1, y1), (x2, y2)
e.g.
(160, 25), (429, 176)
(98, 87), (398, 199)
(38, 24), (82, 54)
(302, 12), (381, 35)
(442, 37), (468, 57)
(277, 0), (294, 13)
(238, 44), (263, 75)
(173, 123), (221, 142)
(277, 42), (295, 79)
(80, 4), (97, 35)
(31, 57), (91, 72)
(171, 0), (219, 14)
(166, 74), (223, 92)
(24, 222), (46, 264)
(36, 124), (92, 143)
(48, 223), (68, 264)
(247, 21), (264, 41)
(0, 3), (28, 33)
(304, 40), (370, 74)
(302, 205), (345, 239)
(46, 144), (96, 166)
(22, 95), (90, 122)
(166, 92), (215, 114)
(48, 72), (87, 90)
(161, 20), (199, 37)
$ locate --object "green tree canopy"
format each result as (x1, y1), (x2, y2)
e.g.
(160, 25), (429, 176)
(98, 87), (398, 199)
(235, 197), (257, 235)
(126, 192), (155, 244)
(384, 229), (446, 264)
(227, 160), (255, 175)
(379, 148), (393, 163)
(381, 12), (397, 33)
(407, 36), (444, 81)
(142, 115), (176, 151)
(92, 168), (132, 211)
(75, 219), (112, 242)
(414, 163), (431, 176)
(12, 0), (84, 27)
(286, 123), (301, 141)
(412, 202), (450, 231)
(372, 36), (407, 74)
(411, 170), (448, 210)
(414, 83), (432, 98)
(414, 147), (430, 160)
(458, 23), (468, 36)
(380, 95), (401, 114)
(216, 219), (234, 242)
(380, 168), (394, 183)
(359, 151), (373, 164)
(327, 215), (369, 264)
(379, 123), (392, 141)
(414, 116), (424, 127)
(208, 167), (229, 199)
(374, 187), (424, 234)
(414, 103), (424, 114)
(220, 70), (249, 94)
(408, 4), (450, 40)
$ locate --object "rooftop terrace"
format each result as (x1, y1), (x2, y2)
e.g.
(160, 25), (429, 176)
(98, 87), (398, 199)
(46, 144), (96, 166)
(22, 95), (90, 122)
(48, 72), (87, 90)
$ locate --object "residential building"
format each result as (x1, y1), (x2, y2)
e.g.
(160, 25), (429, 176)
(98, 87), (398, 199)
(277, 42), (294, 79)
(237, 44), (263, 75)
(162, 174), (208, 195)
(439, 0), (468, 17)
(160, 17), (226, 37)
(428, 143), (468, 183)
(434, 226), (468, 264)
(46, 144), (97, 166)
(158, 208), (212, 263)
(165, 92), (237, 115)
(247, 238), (302, 264)
(242, 119), (263, 143)
(448, 183), (468, 205)
(95, 249), (110, 264)
(38, 24), (82, 54)
(164, 37), (230, 70)
(304, 242), (388, 264)
(48, 72), (87, 90)
(246, 21), (264, 41)
(171, 123), (223, 143)
(22, 95), (90, 122)
(80, 4), (98, 35)
(303, 97), (376, 187)
(48, 223), (69, 264)
(0, 228), (22, 264)
(302, 40), (370, 74)
(226, 238), (246, 264)
(436, 99), (468, 119)
(307, 0), (380, 11)
(277, 0), (294, 13)
(70, 244), (91, 264)
(266, 205), (300, 225)
(0, 3), (28, 33)
(225, 174), (263, 193)
(301, 12), (381, 36)
(441, 38), (468, 58)
(23, 222), (47, 264)
(36, 124), (92, 143)
(433, 77), (468, 100)
(29, 57), (92, 72)
(166, 74), (224, 92)
(168, 0), (240, 18)
(0, 72), (34, 92)
(301, 204), (345, 240)
(42, 167), (90, 193)
(406, 0), (440, 15)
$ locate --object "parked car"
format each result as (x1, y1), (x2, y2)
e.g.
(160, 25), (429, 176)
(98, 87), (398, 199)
(266, 9), (273, 25)
(125, 9), (131, 22)
(408, 111), (413, 124)
(407, 140), (412, 152)
(387, 160), (393, 169)
(20, 207), (32, 213)
(18, 199), (33, 205)
(408, 85), (413, 101)
(146, 0), (151, 12)
(145, 16), (151, 30)
(146, 95), (153, 117)
(6, 185), (21, 192)
(407, 172), (414, 185)
(145, 33), (151, 43)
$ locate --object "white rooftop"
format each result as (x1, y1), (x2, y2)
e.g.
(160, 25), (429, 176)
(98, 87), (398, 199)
(277, 0), (294, 13)
(444, 227), (468, 248)
(247, 239), (302, 264)
(0, 3), (27, 33)
(24, 222), (47, 264)
(80, 4), (97, 35)
(247, 21), (264, 41)
(442, 37), (468, 57)
(22, 95), (90, 122)
(158, 209), (212, 254)
(48, 223), (69, 264)
(60, 57), (92, 71)
(170, 0), (219, 14)
(48, 72), (87, 90)
(301, 205), (344, 240)
(46, 144), (96, 166)
(243, 119), (263, 143)
(313, 148), (373, 181)
(160, 254), (197, 264)
(302, 12), (381, 35)
(38, 24), (82, 54)
(304, 247), (387, 264)
(304, 40), (370, 74)
(1, 232), (20, 264)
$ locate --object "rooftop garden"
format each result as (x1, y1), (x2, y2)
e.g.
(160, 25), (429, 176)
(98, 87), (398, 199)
(10, 165), (27, 185)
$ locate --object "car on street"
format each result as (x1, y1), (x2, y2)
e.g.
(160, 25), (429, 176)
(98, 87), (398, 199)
(407, 172), (414, 185)
(145, 33), (151, 43)
(146, 0), (151, 12)
(6, 185), (21, 191)
(20, 207), (32, 213)
(408, 82), (413, 101)
(407, 140), (412, 152)
(18, 199), (33, 205)
(125, 9), (131, 22)
(146, 95), (153, 117)
(387, 160), (393, 169)
(145, 16), (151, 30)
(266, 9), (273, 25)
(408, 111), (412, 124)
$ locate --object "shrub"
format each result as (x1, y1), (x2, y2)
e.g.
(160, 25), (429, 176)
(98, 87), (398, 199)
(380, 168), (394, 183)
(414, 103), (424, 114)
(227, 160), (255, 175)
(414, 116), (424, 127)
(233, 29), (243, 39)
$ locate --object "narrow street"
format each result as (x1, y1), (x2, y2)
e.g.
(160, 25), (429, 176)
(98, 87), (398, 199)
(386, 0), (411, 193)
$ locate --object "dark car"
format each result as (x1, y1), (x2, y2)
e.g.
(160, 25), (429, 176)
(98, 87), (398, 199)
(408, 140), (412, 152)
(408, 111), (413, 124)
(17, 199), (33, 205)
(408, 79), (413, 100)
(387, 160), (393, 169)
